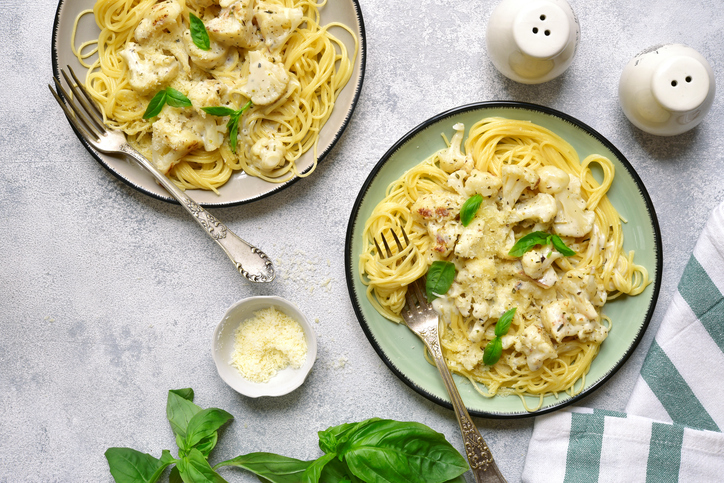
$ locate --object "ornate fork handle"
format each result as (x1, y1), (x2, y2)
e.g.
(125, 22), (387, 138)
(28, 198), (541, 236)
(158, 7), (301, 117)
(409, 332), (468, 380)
(119, 144), (275, 283)
(416, 327), (507, 483)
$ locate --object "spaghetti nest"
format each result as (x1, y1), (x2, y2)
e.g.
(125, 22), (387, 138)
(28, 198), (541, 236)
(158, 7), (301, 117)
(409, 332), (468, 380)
(74, 0), (356, 192)
(360, 117), (650, 409)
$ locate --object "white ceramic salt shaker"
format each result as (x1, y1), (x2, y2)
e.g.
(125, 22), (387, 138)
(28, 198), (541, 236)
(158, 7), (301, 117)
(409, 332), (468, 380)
(618, 44), (715, 136)
(486, 0), (579, 84)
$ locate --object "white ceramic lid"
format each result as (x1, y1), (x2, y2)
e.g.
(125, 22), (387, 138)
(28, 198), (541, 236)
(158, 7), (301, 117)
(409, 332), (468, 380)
(512, 0), (570, 59)
(651, 55), (710, 112)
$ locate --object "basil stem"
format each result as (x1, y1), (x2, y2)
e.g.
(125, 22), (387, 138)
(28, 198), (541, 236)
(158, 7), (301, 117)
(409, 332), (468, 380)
(459, 194), (483, 226)
(425, 260), (456, 301)
(189, 13), (210, 51)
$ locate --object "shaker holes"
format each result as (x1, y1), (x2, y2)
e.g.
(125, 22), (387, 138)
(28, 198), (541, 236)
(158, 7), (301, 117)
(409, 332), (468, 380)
(671, 76), (693, 87)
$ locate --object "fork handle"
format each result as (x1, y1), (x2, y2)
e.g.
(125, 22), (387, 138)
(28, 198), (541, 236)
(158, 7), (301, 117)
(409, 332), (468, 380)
(420, 333), (507, 483)
(119, 144), (275, 283)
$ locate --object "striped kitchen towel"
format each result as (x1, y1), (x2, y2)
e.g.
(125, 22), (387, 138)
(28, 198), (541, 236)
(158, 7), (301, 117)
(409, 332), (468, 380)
(521, 202), (724, 482)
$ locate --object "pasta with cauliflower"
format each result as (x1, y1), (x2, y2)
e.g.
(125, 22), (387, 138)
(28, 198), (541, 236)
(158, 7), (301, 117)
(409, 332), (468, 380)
(360, 117), (650, 408)
(73, 0), (356, 191)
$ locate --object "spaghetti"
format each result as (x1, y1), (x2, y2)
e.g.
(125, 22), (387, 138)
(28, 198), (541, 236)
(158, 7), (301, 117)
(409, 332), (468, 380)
(73, 0), (356, 192)
(360, 117), (649, 408)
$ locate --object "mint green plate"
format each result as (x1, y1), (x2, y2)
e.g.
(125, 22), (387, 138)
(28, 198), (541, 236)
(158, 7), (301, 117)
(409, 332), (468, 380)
(344, 102), (662, 418)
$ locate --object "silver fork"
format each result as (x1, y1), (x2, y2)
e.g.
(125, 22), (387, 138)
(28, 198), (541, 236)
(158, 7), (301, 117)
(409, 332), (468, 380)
(49, 66), (274, 283)
(376, 228), (507, 483)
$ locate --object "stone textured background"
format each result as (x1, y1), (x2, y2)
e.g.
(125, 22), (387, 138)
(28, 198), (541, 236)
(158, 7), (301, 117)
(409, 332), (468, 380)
(1, 0), (722, 481)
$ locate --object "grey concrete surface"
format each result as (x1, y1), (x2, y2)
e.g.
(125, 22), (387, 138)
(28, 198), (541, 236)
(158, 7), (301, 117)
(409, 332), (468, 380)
(1, 0), (723, 481)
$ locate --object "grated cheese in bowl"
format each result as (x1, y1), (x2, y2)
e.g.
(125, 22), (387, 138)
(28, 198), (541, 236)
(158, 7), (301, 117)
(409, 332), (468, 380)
(212, 296), (317, 397)
(231, 307), (308, 383)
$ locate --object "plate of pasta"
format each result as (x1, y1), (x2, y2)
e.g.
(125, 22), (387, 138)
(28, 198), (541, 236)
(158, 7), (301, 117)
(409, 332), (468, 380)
(345, 101), (662, 418)
(51, 0), (365, 206)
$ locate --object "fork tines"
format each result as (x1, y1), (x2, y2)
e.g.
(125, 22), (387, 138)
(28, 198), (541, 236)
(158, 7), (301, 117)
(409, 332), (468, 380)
(48, 66), (105, 142)
(374, 226), (410, 260)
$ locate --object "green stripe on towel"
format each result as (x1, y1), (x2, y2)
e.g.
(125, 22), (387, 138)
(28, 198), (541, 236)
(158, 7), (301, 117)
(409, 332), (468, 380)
(645, 422), (684, 483)
(563, 410), (624, 482)
(678, 256), (724, 351)
(640, 341), (719, 431)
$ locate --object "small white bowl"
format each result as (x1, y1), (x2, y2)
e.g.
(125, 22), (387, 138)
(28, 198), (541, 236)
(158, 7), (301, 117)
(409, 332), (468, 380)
(212, 296), (317, 397)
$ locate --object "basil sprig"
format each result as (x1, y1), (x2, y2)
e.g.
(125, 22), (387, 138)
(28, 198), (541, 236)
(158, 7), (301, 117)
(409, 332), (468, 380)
(189, 13), (210, 51)
(143, 87), (192, 119)
(105, 388), (469, 483)
(459, 194), (483, 226)
(483, 307), (516, 366)
(508, 230), (575, 258)
(202, 100), (253, 153)
(425, 260), (456, 301)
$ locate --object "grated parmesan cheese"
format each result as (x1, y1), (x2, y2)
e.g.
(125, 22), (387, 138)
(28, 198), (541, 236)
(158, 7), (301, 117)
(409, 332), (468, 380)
(230, 307), (308, 383)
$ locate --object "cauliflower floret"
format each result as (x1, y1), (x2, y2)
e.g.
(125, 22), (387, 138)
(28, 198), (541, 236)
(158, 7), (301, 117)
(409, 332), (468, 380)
(439, 123), (472, 173)
(182, 29), (229, 70)
(454, 345), (485, 372)
(537, 165), (570, 194)
(240, 50), (290, 106)
(206, 0), (262, 49)
(250, 135), (287, 171)
(411, 191), (462, 222)
(187, 81), (230, 151)
(120, 42), (179, 95)
(448, 257), (496, 317)
(188, 0), (217, 7)
(510, 193), (557, 224)
(254, 2), (304, 51)
(466, 170), (502, 197)
(541, 299), (608, 343)
(501, 165), (540, 208)
(558, 268), (607, 307)
(552, 176), (595, 238)
(151, 109), (205, 173)
(134, 0), (184, 42)
(520, 245), (562, 280)
(514, 324), (557, 371)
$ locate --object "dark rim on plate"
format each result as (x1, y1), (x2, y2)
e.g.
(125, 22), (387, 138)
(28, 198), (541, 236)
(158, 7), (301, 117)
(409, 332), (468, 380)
(51, 0), (367, 207)
(344, 101), (663, 419)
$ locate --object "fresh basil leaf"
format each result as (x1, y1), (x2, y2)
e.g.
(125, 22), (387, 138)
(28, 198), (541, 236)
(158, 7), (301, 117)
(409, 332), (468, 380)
(143, 89), (167, 119)
(170, 466), (183, 483)
(195, 433), (218, 457)
(494, 307), (516, 337)
(177, 448), (228, 483)
(319, 419), (380, 454)
(550, 234), (575, 256)
(338, 419), (468, 483)
(165, 87), (193, 108)
(201, 106), (237, 117)
(167, 389), (202, 439)
(459, 194), (483, 226)
(213, 452), (312, 482)
(105, 447), (176, 483)
(184, 408), (233, 450)
(302, 453), (337, 483)
(483, 336), (503, 366)
(189, 13), (210, 51)
(425, 261), (456, 301)
(508, 231), (550, 257)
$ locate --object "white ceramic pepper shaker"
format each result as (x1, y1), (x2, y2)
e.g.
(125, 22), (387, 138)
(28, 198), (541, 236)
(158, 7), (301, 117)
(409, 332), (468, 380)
(618, 44), (715, 136)
(486, 0), (579, 84)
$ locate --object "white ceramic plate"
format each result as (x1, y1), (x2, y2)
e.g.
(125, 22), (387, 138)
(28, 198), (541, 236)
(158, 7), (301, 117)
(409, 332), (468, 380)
(51, 0), (366, 207)
(345, 101), (663, 418)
